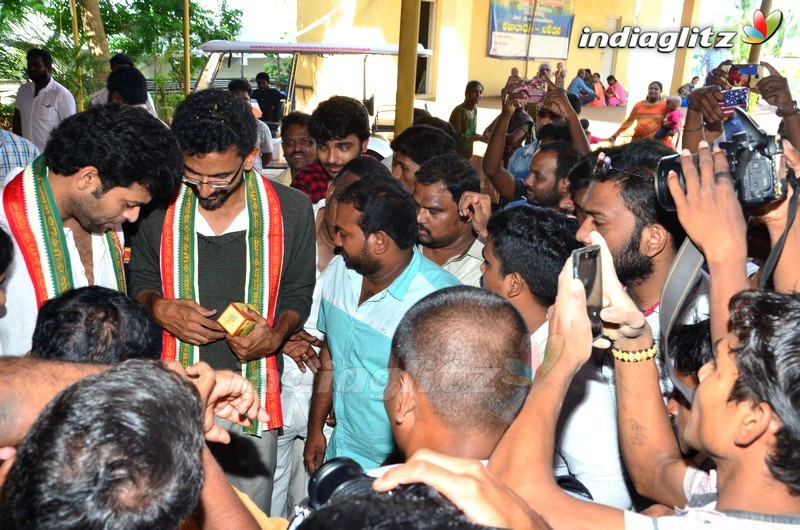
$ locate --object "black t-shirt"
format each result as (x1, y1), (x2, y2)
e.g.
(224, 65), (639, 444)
(251, 87), (285, 121)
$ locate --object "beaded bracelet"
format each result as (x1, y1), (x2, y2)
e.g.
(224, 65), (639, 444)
(611, 340), (657, 363)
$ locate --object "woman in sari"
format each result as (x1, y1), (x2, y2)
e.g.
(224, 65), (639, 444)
(608, 81), (673, 148)
(588, 73), (606, 107)
(606, 75), (628, 106)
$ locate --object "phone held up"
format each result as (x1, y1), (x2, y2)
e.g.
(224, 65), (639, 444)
(572, 245), (603, 339)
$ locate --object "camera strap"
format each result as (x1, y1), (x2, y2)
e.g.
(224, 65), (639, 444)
(661, 170), (799, 404)
(758, 169), (799, 290)
(659, 238), (705, 404)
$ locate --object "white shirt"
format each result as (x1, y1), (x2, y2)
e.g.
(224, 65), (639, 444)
(252, 120), (274, 173)
(15, 79), (76, 151)
(537, 319), (634, 510)
(0, 211), (123, 355)
(279, 198), (325, 428)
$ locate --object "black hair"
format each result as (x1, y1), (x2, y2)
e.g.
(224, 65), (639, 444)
(26, 48), (52, 68)
(309, 96), (370, 144)
(298, 483), (494, 529)
(411, 116), (460, 145)
(106, 66), (148, 105)
(728, 290), (800, 494)
(109, 53), (134, 68)
(31, 286), (161, 363)
(566, 92), (582, 115)
(412, 107), (432, 122)
(333, 156), (393, 187)
(227, 78), (252, 97)
(537, 141), (580, 181)
(44, 104), (182, 201)
(171, 88), (257, 158)
(593, 139), (684, 249)
(0, 360), (205, 530)
(414, 152), (479, 204)
(607, 75), (617, 84)
(390, 125), (457, 166)
(0, 228), (13, 275)
(567, 151), (595, 193)
(336, 176), (417, 250)
(281, 110), (311, 130)
(256, 72), (269, 82)
(391, 286), (530, 437)
(464, 80), (483, 95)
(650, 81), (663, 91)
(580, 118), (590, 129)
(668, 319), (712, 384)
(486, 206), (580, 306)
(536, 122), (571, 143)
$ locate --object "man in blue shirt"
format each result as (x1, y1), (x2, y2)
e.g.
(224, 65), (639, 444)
(304, 174), (460, 472)
(567, 69), (596, 105)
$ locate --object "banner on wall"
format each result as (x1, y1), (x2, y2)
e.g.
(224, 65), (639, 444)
(488, 0), (574, 59)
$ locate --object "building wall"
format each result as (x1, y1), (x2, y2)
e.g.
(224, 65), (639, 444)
(291, 0), (679, 120)
(294, 0), (403, 112)
(463, 0), (639, 98)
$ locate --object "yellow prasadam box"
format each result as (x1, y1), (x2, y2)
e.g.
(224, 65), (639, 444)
(217, 302), (260, 337)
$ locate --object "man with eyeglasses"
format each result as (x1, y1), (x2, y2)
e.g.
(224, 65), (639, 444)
(128, 89), (316, 514)
(273, 111), (315, 186)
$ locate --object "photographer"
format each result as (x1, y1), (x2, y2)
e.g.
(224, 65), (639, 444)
(683, 61), (800, 153)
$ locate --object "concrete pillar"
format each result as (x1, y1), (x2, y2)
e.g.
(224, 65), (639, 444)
(396, 0), (421, 135)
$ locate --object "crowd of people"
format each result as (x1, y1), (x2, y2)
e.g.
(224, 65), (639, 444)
(0, 43), (799, 530)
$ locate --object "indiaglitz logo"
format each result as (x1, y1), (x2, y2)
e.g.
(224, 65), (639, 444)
(577, 26), (736, 53)
(741, 9), (783, 45)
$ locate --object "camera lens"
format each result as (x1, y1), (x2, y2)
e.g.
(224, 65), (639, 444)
(655, 153), (684, 212)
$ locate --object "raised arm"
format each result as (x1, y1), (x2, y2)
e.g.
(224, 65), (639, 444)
(681, 86), (725, 153)
(542, 77), (591, 155)
(482, 96), (523, 202)
(489, 259), (623, 529)
(759, 62), (800, 150)
(667, 141), (748, 343)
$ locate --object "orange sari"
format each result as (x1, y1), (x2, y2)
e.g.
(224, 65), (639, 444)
(613, 99), (672, 148)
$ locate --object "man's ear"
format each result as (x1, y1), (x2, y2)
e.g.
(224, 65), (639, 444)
(558, 177), (570, 195)
(733, 401), (773, 447)
(506, 271), (526, 299)
(392, 371), (417, 424)
(641, 223), (669, 258)
(244, 146), (261, 171)
(360, 140), (369, 155)
(369, 231), (391, 256)
(74, 166), (101, 192)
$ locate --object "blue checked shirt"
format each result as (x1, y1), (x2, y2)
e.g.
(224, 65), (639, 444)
(0, 130), (39, 182)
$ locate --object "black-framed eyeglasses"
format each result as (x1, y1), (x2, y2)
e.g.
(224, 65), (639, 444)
(594, 152), (648, 180)
(182, 158), (245, 189)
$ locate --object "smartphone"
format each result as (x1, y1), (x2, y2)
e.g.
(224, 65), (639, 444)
(572, 245), (603, 339)
(511, 76), (546, 105)
(720, 63), (763, 89)
(720, 87), (749, 116)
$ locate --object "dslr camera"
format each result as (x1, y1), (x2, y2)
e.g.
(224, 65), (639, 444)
(656, 107), (788, 211)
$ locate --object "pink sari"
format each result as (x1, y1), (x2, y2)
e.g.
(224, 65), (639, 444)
(607, 81), (627, 106)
